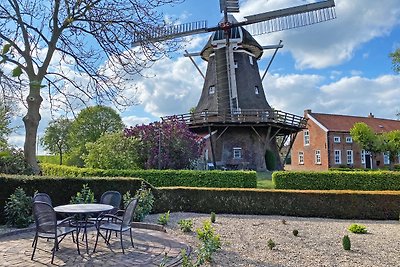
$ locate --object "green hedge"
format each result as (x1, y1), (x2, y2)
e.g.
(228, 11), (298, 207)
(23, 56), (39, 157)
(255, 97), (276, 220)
(272, 171), (400, 190)
(40, 163), (257, 188)
(153, 187), (400, 219)
(0, 174), (147, 224)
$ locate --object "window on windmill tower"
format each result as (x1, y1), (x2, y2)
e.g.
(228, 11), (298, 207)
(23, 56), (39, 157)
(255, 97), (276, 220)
(255, 86), (259, 95)
(248, 55), (254, 65)
(233, 148), (242, 159)
(234, 60), (238, 68)
(208, 85), (215, 95)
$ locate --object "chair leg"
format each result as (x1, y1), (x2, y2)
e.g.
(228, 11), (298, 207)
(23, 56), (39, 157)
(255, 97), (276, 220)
(120, 231), (125, 254)
(51, 238), (57, 264)
(31, 235), (38, 260)
(75, 230), (80, 255)
(129, 228), (134, 248)
(93, 228), (100, 253)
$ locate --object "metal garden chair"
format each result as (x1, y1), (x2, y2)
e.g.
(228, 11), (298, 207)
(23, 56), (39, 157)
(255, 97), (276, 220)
(33, 192), (53, 206)
(93, 198), (138, 254)
(31, 201), (80, 264)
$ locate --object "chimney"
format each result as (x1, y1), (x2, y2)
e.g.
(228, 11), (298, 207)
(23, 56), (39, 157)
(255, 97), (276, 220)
(368, 112), (374, 118)
(304, 109), (312, 117)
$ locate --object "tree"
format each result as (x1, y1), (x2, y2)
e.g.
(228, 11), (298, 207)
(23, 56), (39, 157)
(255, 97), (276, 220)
(381, 130), (400, 170)
(350, 122), (382, 168)
(0, 0), (183, 173)
(40, 118), (72, 165)
(124, 117), (203, 169)
(67, 105), (124, 166)
(84, 132), (139, 170)
(0, 100), (12, 149)
(390, 48), (400, 74)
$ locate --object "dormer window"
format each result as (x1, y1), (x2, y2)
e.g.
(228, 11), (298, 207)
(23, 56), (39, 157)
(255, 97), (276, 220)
(208, 85), (215, 95)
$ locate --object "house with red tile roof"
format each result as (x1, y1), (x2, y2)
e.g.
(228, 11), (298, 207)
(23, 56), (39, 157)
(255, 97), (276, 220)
(288, 110), (400, 171)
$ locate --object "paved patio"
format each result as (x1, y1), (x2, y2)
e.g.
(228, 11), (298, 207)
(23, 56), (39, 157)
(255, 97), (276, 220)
(0, 226), (190, 266)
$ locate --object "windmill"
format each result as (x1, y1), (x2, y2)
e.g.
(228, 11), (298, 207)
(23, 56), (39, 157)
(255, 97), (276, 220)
(135, 0), (336, 171)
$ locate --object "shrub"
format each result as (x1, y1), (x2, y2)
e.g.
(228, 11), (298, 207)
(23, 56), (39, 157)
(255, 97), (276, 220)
(196, 221), (221, 263)
(293, 229), (299, 236)
(348, 223), (367, 234)
(210, 212), (216, 223)
(0, 148), (33, 175)
(123, 182), (155, 222)
(273, 170), (400, 191)
(178, 219), (193, 232)
(158, 210), (170, 226)
(267, 239), (276, 250)
(70, 184), (96, 204)
(4, 187), (33, 228)
(342, 235), (351, 250)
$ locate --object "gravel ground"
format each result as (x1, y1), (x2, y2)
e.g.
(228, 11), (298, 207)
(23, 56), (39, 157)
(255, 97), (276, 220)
(144, 212), (400, 267)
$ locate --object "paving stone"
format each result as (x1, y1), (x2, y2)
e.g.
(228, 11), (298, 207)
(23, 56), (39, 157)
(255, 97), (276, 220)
(0, 228), (190, 266)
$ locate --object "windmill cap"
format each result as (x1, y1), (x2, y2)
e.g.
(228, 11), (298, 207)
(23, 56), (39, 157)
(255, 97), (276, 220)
(200, 16), (263, 61)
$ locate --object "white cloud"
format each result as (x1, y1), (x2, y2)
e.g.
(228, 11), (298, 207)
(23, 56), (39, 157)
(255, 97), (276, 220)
(239, 0), (400, 69)
(263, 73), (400, 119)
(122, 115), (153, 127)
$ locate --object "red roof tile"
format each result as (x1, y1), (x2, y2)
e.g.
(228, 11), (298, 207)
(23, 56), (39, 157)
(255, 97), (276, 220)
(309, 113), (400, 133)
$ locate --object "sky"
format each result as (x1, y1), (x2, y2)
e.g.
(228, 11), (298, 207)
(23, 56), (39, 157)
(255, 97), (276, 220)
(7, 0), (400, 154)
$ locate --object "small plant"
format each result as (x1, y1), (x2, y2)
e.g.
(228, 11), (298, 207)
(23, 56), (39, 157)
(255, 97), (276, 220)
(196, 220), (221, 262)
(158, 210), (170, 226)
(281, 219), (287, 225)
(132, 182), (155, 222)
(342, 235), (351, 250)
(348, 223), (367, 234)
(267, 239), (276, 250)
(292, 229), (299, 236)
(4, 187), (33, 228)
(70, 184), (95, 204)
(210, 212), (216, 223)
(178, 219), (193, 232)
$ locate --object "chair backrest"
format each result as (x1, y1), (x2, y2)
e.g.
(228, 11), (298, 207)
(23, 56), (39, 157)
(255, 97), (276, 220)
(122, 198), (138, 227)
(33, 193), (52, 206)
(100, 191), (122, 212)
(33, 201), (57, 234)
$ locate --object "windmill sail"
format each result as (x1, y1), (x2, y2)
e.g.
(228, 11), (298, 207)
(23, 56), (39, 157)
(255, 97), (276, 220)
(133, 0), (336, 45)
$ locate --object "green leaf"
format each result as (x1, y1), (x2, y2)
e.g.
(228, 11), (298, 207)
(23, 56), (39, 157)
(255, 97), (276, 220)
(11, 66), (22, 77)
(2, 43), (11, 55)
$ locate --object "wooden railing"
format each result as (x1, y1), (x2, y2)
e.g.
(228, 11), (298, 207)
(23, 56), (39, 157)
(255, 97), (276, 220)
(163, 109), (307, 128)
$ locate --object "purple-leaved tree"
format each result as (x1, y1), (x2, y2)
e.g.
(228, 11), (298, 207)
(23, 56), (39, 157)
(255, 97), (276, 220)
(124, 117), (203, 170)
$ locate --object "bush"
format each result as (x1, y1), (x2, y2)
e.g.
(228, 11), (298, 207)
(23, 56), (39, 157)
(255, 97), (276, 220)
(70, 184), (96, 204)
(273, 170), (400, 190)
(157, 210), (170, 226)
(0, 148), (33, 175)
(210, 212), (216, 223)
(178, 219), (193, 232)
(342, 235), (351, 250)
(196, 221), (221, 263)
(4, 187), (33, 228)
(123, 182), (155, 222)
(41, 163), (257, 188)
(348, 223), (367, 234)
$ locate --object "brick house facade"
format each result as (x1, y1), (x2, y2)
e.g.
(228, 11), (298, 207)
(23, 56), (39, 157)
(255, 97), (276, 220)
(289, 110), (400, 171)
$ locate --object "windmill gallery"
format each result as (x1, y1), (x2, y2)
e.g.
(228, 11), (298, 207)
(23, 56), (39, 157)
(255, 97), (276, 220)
(135, 0), (337, 171)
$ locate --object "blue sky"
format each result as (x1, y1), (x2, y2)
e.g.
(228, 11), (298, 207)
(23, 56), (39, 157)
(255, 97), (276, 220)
(8, 0), (400, 154)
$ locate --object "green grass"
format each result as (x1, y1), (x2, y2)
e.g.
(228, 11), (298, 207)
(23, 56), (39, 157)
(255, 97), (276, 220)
(37, 155), (60, 165)
(256, 171), (275, 189)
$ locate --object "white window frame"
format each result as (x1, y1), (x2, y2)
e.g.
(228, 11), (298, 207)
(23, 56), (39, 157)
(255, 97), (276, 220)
(233, 147), (242, 159)
(383, 152), (390, 165)
(208, 85), (215, 95)
(315, 150), (321, 165)
(347, 150), (354, 164)
(346, 137), (353, 143)
(249, 55), (253, 65)
(361, 149), (366, 164)
(334, 136), (341, 143)
(334, 150), (341, 164)
(255, 86), (259, 95)
(304, 130), (310, 146)
(298, 151), (304, 165)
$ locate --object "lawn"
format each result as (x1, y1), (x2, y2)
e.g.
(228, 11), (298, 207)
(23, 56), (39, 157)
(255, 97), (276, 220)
(256, 171), (275, 189)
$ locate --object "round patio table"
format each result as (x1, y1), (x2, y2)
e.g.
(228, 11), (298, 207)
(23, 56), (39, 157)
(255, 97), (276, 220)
(54, 203), (114, 253)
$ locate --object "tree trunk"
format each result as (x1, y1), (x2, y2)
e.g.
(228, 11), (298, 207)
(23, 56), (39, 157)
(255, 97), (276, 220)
(23, 85), (43, 174)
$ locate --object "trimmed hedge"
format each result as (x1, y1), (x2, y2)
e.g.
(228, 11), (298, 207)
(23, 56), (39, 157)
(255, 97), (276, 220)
(40, 163), (257, 188)
(272, 171), (400, 191)
(0, 174), (147, 224)
(153, 187), (400, 219)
